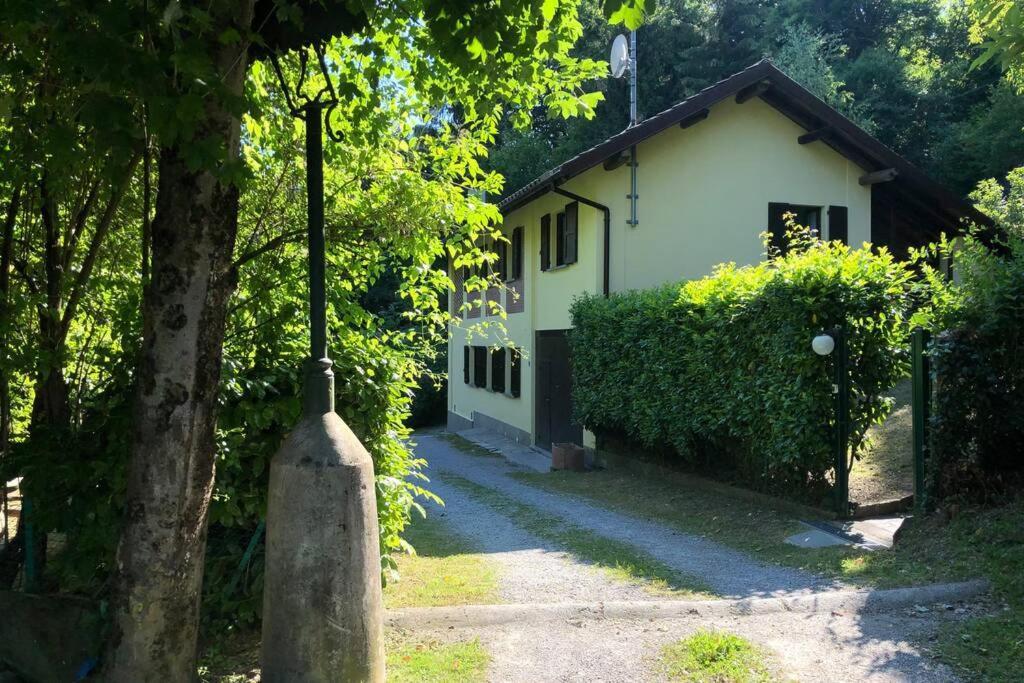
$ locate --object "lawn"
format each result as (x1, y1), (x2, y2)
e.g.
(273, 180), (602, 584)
(512, 468), (1024, 680)
(384, 507), (501, 608)
(447, 473), (714, 598)
(386, 636), (489, 683)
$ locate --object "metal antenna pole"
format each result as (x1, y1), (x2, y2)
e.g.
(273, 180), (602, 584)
(628, 30), (639, 227)
(629, 30), (637, 127)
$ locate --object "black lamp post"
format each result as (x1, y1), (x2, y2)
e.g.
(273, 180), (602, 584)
(260, 45), (385, 681)
(269, 46), (341, 414)
(813, 326), (850, 517)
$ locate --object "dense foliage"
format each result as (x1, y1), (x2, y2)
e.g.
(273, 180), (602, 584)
(0, 0), (649, 635)
(492, 0), (1024, 200)
(912, 168), (1024, 502)
(570, 226), (912, 498)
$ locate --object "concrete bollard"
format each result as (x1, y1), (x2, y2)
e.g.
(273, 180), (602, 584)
(261, 362), (385, 682)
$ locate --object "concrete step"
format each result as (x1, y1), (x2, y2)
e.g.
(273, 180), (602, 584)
(787, 516), (909, 551)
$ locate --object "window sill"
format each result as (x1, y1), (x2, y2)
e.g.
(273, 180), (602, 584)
(543, 263), (575, 273)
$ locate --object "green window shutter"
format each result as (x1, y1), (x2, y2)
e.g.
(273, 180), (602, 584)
(473, 346), (487, 388)
(540, 214), (551, 271)
(496, 239), (508, 280)
(512, 226), (524, 279)
(828, 205), (848, 245)
(555, 211), (566, 266)
(463, 345), (470, 384)
(564, 201), (578, 264)
(509, 349), (521, 397)
(491, 348), (506, 393)
(768, 202), (791, 256)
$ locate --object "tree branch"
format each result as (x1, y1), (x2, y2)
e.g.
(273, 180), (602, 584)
(59, 152), (141, 342)
(231, 228), (304, 270)
(63, 177), (101, 272)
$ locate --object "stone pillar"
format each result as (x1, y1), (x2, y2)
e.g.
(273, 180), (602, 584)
(261, 360), (385, 682)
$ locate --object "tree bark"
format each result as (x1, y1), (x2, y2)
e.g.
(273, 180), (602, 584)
(105, 4), (254, 678)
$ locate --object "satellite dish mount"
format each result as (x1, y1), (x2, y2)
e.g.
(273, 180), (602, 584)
(609, 32), (637, 127)
(610, 31), (640, 227)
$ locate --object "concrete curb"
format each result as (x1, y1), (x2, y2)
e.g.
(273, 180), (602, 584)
(386, 580), (990, 629)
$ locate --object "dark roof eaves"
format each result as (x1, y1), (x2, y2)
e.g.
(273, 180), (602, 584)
(498, 59), (985, 227)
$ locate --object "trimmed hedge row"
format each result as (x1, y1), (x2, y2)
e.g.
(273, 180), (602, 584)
(569, 235), (912, 496)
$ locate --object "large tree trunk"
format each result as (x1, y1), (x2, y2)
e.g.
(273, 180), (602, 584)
(104, 4), (254, 679)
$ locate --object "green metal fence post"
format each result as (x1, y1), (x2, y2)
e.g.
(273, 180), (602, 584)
(834, 325), (850, 518)
(911, 327), (932, 513)
(226, 520), (265, 597)
(23, 496), (38, 593)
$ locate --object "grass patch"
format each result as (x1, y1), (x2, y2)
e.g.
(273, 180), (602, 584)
(435, 432), (502, 458)
(384, 510), (500, 608)
(196, 631), (488, 682)
(386, 637), (489, 683)
(446, 473), (714, 598)
(512, 468), (1024, 680)
(660, 630), (776, 682)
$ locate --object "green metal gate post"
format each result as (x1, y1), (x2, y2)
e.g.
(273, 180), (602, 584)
(833, 326), (850, 517)
(911, 327), (931, 513)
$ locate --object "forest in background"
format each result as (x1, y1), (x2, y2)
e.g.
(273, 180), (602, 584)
(492, 0), (1024, 200)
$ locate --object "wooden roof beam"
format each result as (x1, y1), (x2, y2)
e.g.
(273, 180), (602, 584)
(859, 168), (898, 186)
(678, 109), (709, 129)
(602, 151), (629, 171)
(735, 80), (771, 104)
(798, 126), (830, 144)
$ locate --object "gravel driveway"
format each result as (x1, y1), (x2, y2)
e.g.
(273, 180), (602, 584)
(406, 432), (975, 682)
(418, 434), (840, 599)
(424, 473), (659, 604)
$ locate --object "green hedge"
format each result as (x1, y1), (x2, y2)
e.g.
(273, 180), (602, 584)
(570, 234), (912, 496)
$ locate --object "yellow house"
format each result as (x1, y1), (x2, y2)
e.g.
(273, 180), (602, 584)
(447, 60), (980, 454)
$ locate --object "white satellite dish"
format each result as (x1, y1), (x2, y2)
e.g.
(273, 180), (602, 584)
(609, 34), (630, 79)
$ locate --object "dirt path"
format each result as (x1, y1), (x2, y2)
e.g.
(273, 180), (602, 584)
(410, 432), (980, 682)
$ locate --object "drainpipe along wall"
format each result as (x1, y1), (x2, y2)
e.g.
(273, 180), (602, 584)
(551, 184), (610, 297)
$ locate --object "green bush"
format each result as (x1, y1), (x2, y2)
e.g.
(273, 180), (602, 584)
(570, 228), (912, 497)
(913, 168), (1024, 502)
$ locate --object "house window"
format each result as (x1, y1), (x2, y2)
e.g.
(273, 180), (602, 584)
(473, 346), (487, 388)
(827, 205), (848, 245)
(490, 348), (506, 394)
(509, 349), (521, 398)
(463, 345), (470, 384)
(768, 202), (822, 255)
(540, 214), (551, 271)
